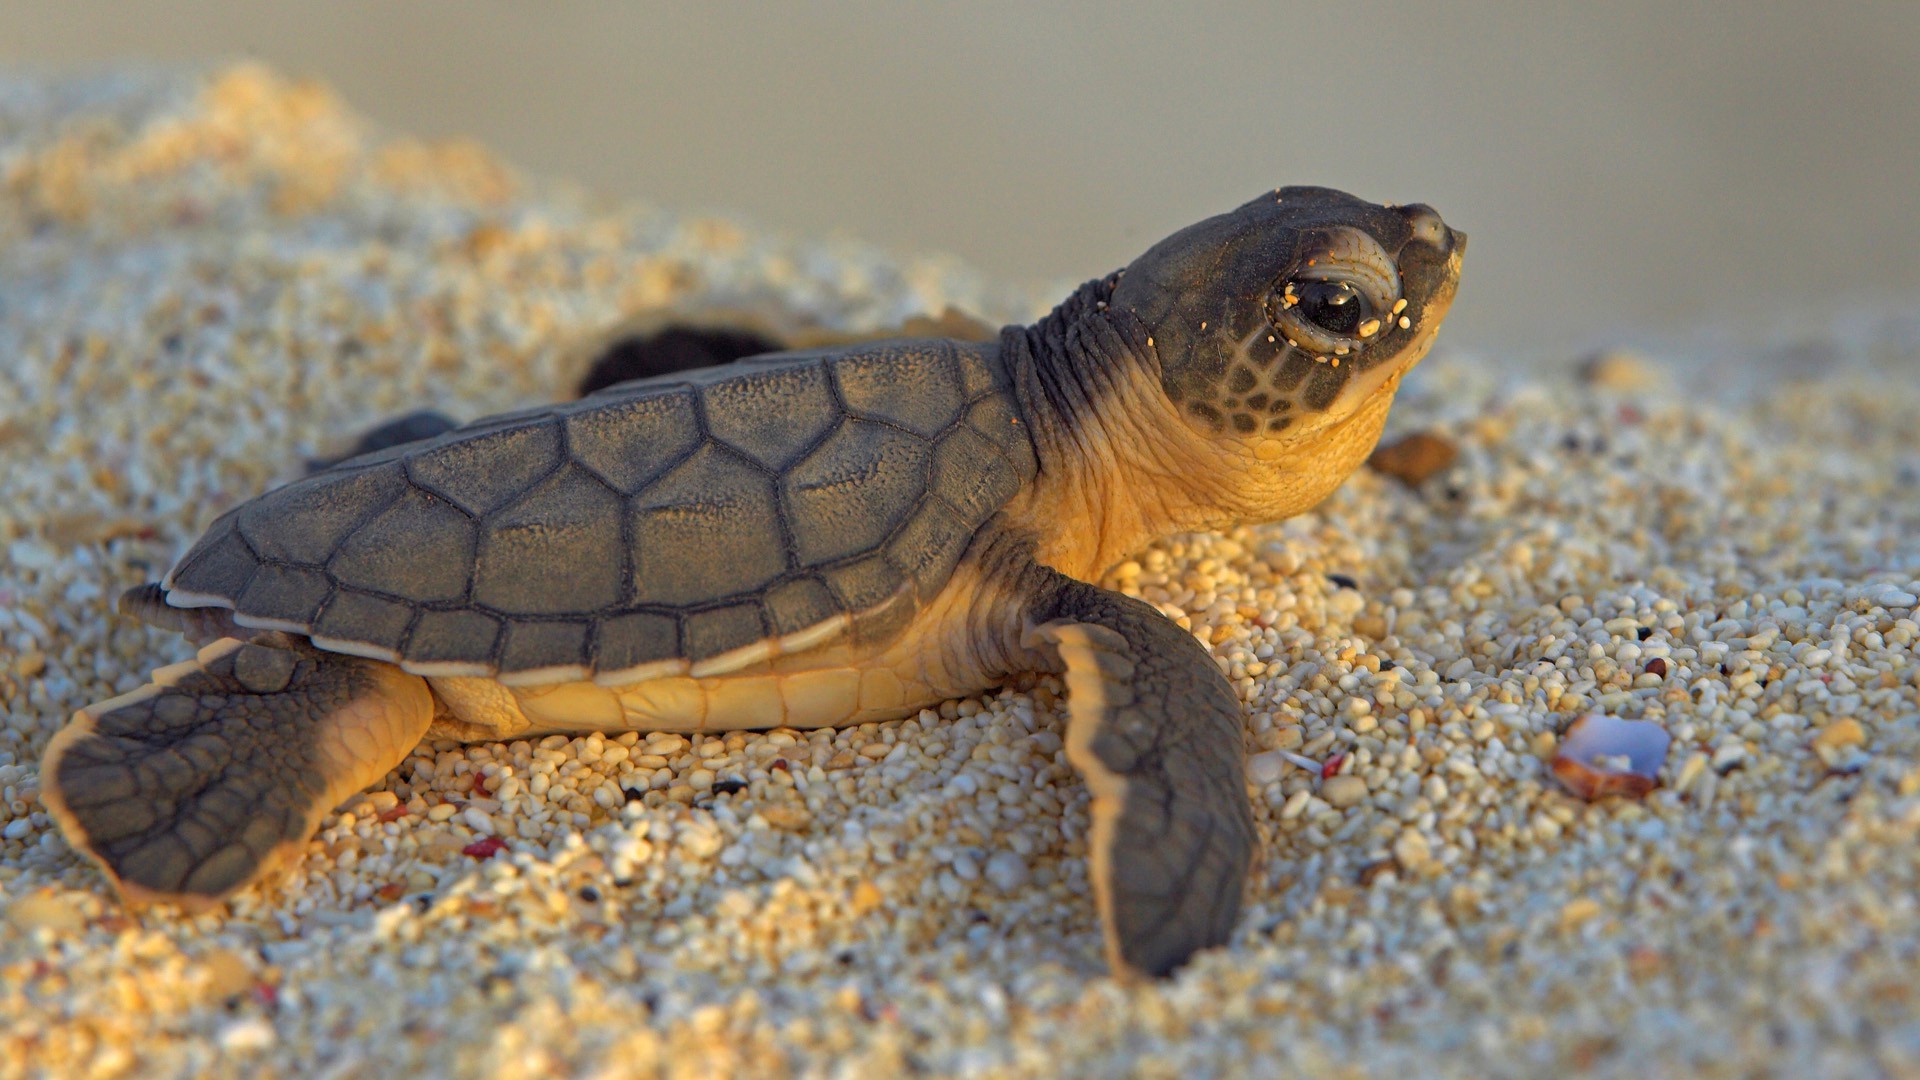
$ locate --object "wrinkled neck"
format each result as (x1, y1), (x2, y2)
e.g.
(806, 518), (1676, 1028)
(1002, 277), (1245, 580)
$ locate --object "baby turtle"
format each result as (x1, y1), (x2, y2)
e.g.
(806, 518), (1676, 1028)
(42, 187), (1464, 978)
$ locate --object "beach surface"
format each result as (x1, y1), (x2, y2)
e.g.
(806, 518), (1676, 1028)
(2, 67), (1918, 1078)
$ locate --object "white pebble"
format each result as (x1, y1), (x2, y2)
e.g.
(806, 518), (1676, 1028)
(678, 821), (724, 859)
(984, 851), (1029, 892)
(216, 1018), (276, 1053)
(1323, 775), (1369, 809)
(1247, 751), (1290, 785)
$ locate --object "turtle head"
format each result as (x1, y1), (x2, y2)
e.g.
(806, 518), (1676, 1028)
(1108, 186), (1465, 515)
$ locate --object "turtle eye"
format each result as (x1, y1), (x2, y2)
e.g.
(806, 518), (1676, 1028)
(1269, 270), (1394, 356)
(1294, 281), (1369, 336)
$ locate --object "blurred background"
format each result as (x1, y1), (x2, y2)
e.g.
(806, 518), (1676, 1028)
(4, 1), (1917, 359)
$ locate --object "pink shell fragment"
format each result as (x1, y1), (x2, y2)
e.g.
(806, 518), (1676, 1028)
(1552, 713), (1671, 800)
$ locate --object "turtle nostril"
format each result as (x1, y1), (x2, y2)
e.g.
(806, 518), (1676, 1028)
(1398, 203), (1453, 253)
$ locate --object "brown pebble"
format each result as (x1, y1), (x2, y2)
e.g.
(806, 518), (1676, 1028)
(762, 805), (812, 831)
(1367, 431), (1459, 486)
(6, 892), (84, 935)
(1627, 946), (1668, 981)
(198, 948), (257, 1001)
(1559, 897), (1602, 933)
(1811, 718), (1866, 754)
(1577, 349), (1659, 391)
(1645, 658), (1669, 678)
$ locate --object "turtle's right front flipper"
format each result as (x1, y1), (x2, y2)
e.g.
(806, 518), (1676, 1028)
(1024, 574), (1256, 979)
(40, 639), (434, 909)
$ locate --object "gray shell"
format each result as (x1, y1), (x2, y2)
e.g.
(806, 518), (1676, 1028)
(162, 340), (1038, 682)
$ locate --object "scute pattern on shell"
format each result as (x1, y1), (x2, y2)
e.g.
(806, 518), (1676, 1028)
(163, 340), (1036, 679)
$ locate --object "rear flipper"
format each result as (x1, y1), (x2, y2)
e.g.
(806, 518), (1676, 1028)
(575, 320), (784, 396)
(312, 307), (1000, 468)
(306, 409), (461, 473)
(40, 638), (434, 909)
(571, 305), (998, 397)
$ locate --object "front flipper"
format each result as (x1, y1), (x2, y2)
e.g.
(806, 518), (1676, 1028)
(40, 638), (434, 909)
(1027, 577), (1255, 978)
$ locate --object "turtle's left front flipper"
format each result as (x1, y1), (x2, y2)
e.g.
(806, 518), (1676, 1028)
(1025, 575), (1256, 979)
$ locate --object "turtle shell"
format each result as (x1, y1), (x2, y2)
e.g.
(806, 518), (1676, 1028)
(161, 339), (1037, 685)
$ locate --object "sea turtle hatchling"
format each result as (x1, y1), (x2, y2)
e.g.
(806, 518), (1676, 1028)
(41, 187), (1464, 978)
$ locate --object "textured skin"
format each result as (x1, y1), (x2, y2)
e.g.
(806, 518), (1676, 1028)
(1028, 575), (1256, 979)
(39, 638), (433, 907)
(164, 340), (1037, 679)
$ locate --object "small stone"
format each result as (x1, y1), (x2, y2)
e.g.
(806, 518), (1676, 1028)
(1871, 586), (1917, 609)
(677, 821), (723, 859)
(1576, 349), (1659, 390)
(1673, 752), (1709, 793)
(1247, 751), (1291, 785)
(461, 836), (507, 859)
(761, 805), (812, 831)
(1392, 829), (1432, 872)
(216, 1018), (276, 1053)
(14, 651), (46, 679)
(3, 818), (32, 840)
(1367, 431), (1459, 486)
(198, 947), (257, 1001)
(1559, 897), (1602, 933)
(984, 851), (1029, 892)
(6, 891), (85, 934)
(1811, 718), (1866, 755)
(1322, 775), (1369, 808)
(850, 881), (884, 916)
